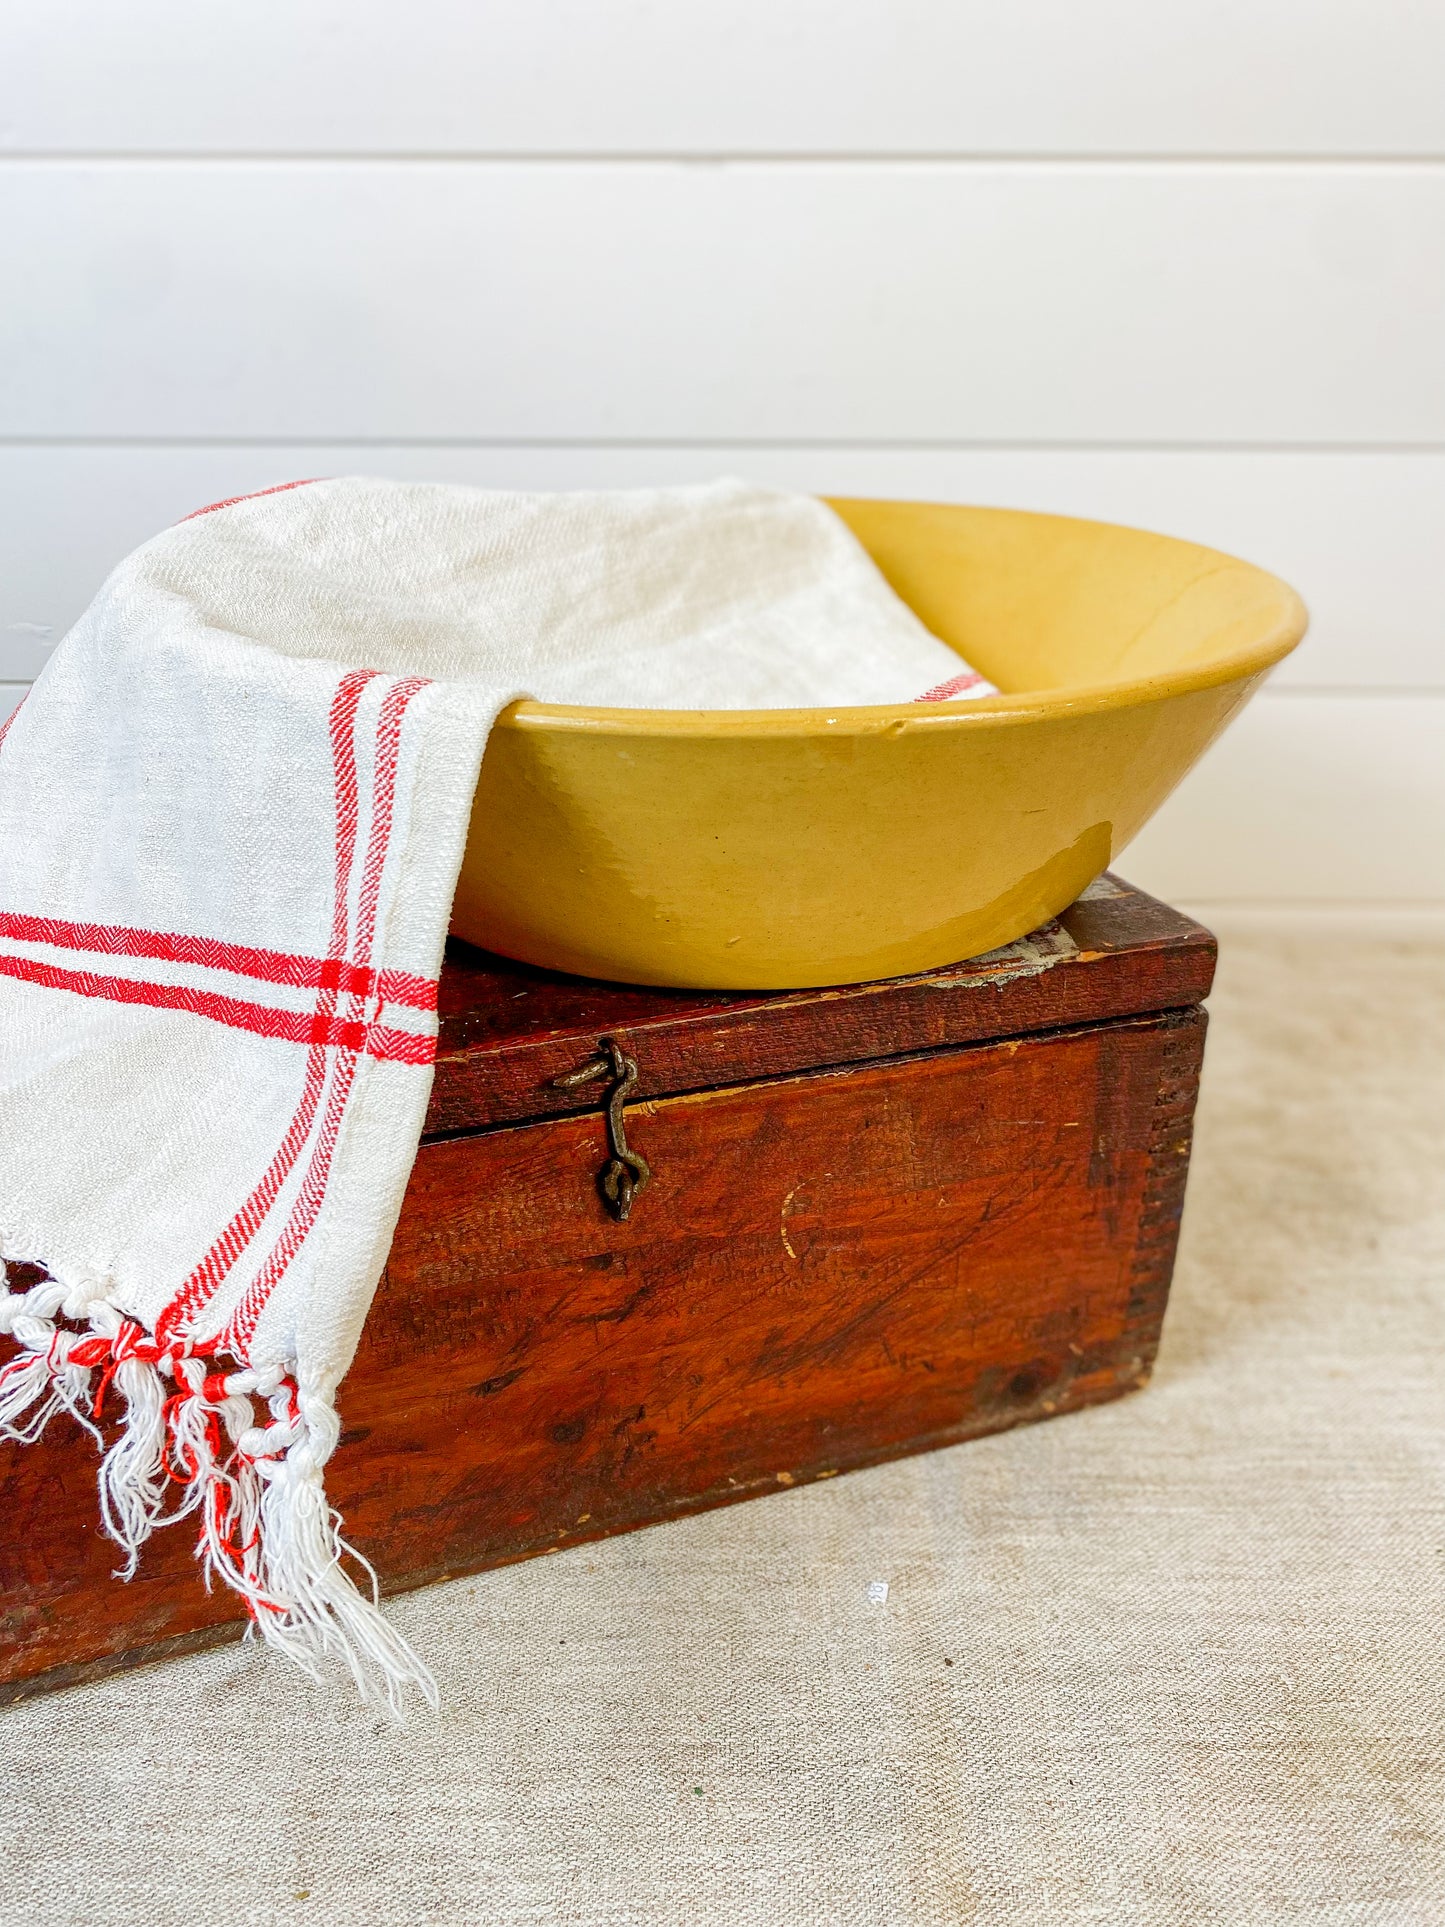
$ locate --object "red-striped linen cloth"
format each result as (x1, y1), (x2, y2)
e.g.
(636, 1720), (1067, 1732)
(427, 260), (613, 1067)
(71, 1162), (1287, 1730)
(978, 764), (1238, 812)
(0, 478), (994, 1709)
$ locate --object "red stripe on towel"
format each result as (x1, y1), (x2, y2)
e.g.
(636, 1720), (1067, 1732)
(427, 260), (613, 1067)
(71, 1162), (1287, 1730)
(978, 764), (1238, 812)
(0, 948), (430, 1063)
(0, 691), (27, 756)
(181, 480), (322, 521)
(0, 911), (436, 1011)
(223, 677), (427, 1356)
(158, 667), (380, 1344)
(915, 671), (985, 702)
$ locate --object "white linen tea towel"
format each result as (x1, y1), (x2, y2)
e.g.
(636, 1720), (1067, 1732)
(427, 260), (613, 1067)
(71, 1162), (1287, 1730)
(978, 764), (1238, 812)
(0, 478), (995, 1708)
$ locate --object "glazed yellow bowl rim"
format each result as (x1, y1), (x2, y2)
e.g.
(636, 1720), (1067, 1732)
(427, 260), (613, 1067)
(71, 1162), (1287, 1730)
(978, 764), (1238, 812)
(488, 511), (1308, 740)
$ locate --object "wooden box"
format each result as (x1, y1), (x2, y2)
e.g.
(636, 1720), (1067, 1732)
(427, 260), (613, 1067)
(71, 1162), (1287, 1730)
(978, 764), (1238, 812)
(1, 876), (1213, 1699)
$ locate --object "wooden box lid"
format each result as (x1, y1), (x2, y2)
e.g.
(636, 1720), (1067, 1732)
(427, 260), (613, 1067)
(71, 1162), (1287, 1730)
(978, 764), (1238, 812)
(426, 874), (1214, 1137)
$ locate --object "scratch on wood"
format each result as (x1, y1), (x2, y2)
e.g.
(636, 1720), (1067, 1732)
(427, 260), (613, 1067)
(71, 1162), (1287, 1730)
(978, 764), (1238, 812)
(780, 1185), (800, 1260)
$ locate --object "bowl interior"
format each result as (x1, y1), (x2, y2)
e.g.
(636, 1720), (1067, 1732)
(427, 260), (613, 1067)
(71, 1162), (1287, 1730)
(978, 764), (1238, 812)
(488, 499), (1306, 732)
(823, 498), (1305, 703)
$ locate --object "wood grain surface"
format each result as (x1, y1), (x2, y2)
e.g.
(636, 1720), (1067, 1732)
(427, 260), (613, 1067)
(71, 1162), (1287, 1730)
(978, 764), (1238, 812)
(1, 983), (1206, 1698)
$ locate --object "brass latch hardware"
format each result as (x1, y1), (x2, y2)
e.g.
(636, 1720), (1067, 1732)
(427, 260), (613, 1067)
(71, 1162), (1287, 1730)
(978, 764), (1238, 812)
(552, 1036), (652, 1222)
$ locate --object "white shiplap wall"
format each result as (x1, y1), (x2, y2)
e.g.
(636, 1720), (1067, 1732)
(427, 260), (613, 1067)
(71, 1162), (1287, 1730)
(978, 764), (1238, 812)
(2, 2), (1442, 910)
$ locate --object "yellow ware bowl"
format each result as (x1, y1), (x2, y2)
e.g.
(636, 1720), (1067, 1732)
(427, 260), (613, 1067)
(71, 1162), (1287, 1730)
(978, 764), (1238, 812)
(451, 500), (1307, 988)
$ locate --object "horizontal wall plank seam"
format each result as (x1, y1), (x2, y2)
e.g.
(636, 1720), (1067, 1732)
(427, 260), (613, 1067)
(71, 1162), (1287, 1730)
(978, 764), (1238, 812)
(5, 152), (1445, 168)
(1264, 688), (1445, 702)
(8, 154), (1445, 169)
(6, 440), (1445, 457)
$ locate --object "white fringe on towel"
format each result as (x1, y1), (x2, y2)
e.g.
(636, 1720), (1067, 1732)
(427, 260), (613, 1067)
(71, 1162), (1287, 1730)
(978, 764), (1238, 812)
(0, 1272), (436, 1713)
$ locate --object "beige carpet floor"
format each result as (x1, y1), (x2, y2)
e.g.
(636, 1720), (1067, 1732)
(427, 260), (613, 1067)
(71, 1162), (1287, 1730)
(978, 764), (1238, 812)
(2, 929), (1443, 1926)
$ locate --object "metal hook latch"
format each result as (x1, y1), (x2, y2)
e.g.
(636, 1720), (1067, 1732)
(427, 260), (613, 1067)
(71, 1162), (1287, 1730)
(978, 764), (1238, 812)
(552, 1036), (652, 1221)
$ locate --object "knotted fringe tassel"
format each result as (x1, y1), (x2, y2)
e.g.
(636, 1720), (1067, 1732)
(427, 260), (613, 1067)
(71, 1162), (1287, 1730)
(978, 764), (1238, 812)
(0, 1274), (436, 1716)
